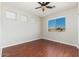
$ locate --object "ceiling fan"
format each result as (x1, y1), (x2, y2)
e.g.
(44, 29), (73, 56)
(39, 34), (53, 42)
(35, 2), (55, 12)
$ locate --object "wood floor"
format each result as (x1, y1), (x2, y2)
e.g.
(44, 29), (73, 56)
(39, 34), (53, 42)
(2, 39), (78, 57)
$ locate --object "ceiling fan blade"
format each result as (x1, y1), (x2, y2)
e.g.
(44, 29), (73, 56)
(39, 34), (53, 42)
(46, 5), (55, 9)
(52, 5), (56, 8)
(45, 2), (50, 5)
(35, 7), (41, 9)
(38, 2), (42, 6)
(46, 6), (52, 8)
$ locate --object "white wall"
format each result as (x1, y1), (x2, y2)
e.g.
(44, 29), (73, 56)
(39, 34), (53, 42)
(0, 3), (2, 57)
(77, 3), (79, 48)
(1, 4), (41, 48)
(42, 8), (78, 46)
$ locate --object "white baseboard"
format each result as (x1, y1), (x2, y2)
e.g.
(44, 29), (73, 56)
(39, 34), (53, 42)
(0, 48), (2, 57)
(2, 37), (78, 49)
(2, 37), (40, 48)
(76, 45), (79, 49)
(41, 37), (78, 48)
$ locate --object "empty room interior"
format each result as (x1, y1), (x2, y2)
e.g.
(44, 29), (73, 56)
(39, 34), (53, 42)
(0, 2), (79, 57)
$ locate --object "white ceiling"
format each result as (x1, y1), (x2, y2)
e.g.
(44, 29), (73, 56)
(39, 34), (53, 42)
(2, 2), (78, 17)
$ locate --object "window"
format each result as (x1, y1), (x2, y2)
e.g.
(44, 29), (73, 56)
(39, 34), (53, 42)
(48, 16), (65, 32)
(5, 11), (16, 20)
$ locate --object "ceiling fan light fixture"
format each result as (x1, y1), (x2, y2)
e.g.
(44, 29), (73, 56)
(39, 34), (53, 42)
(41, 6), (46, 12)
(35, 2), (56, 12)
